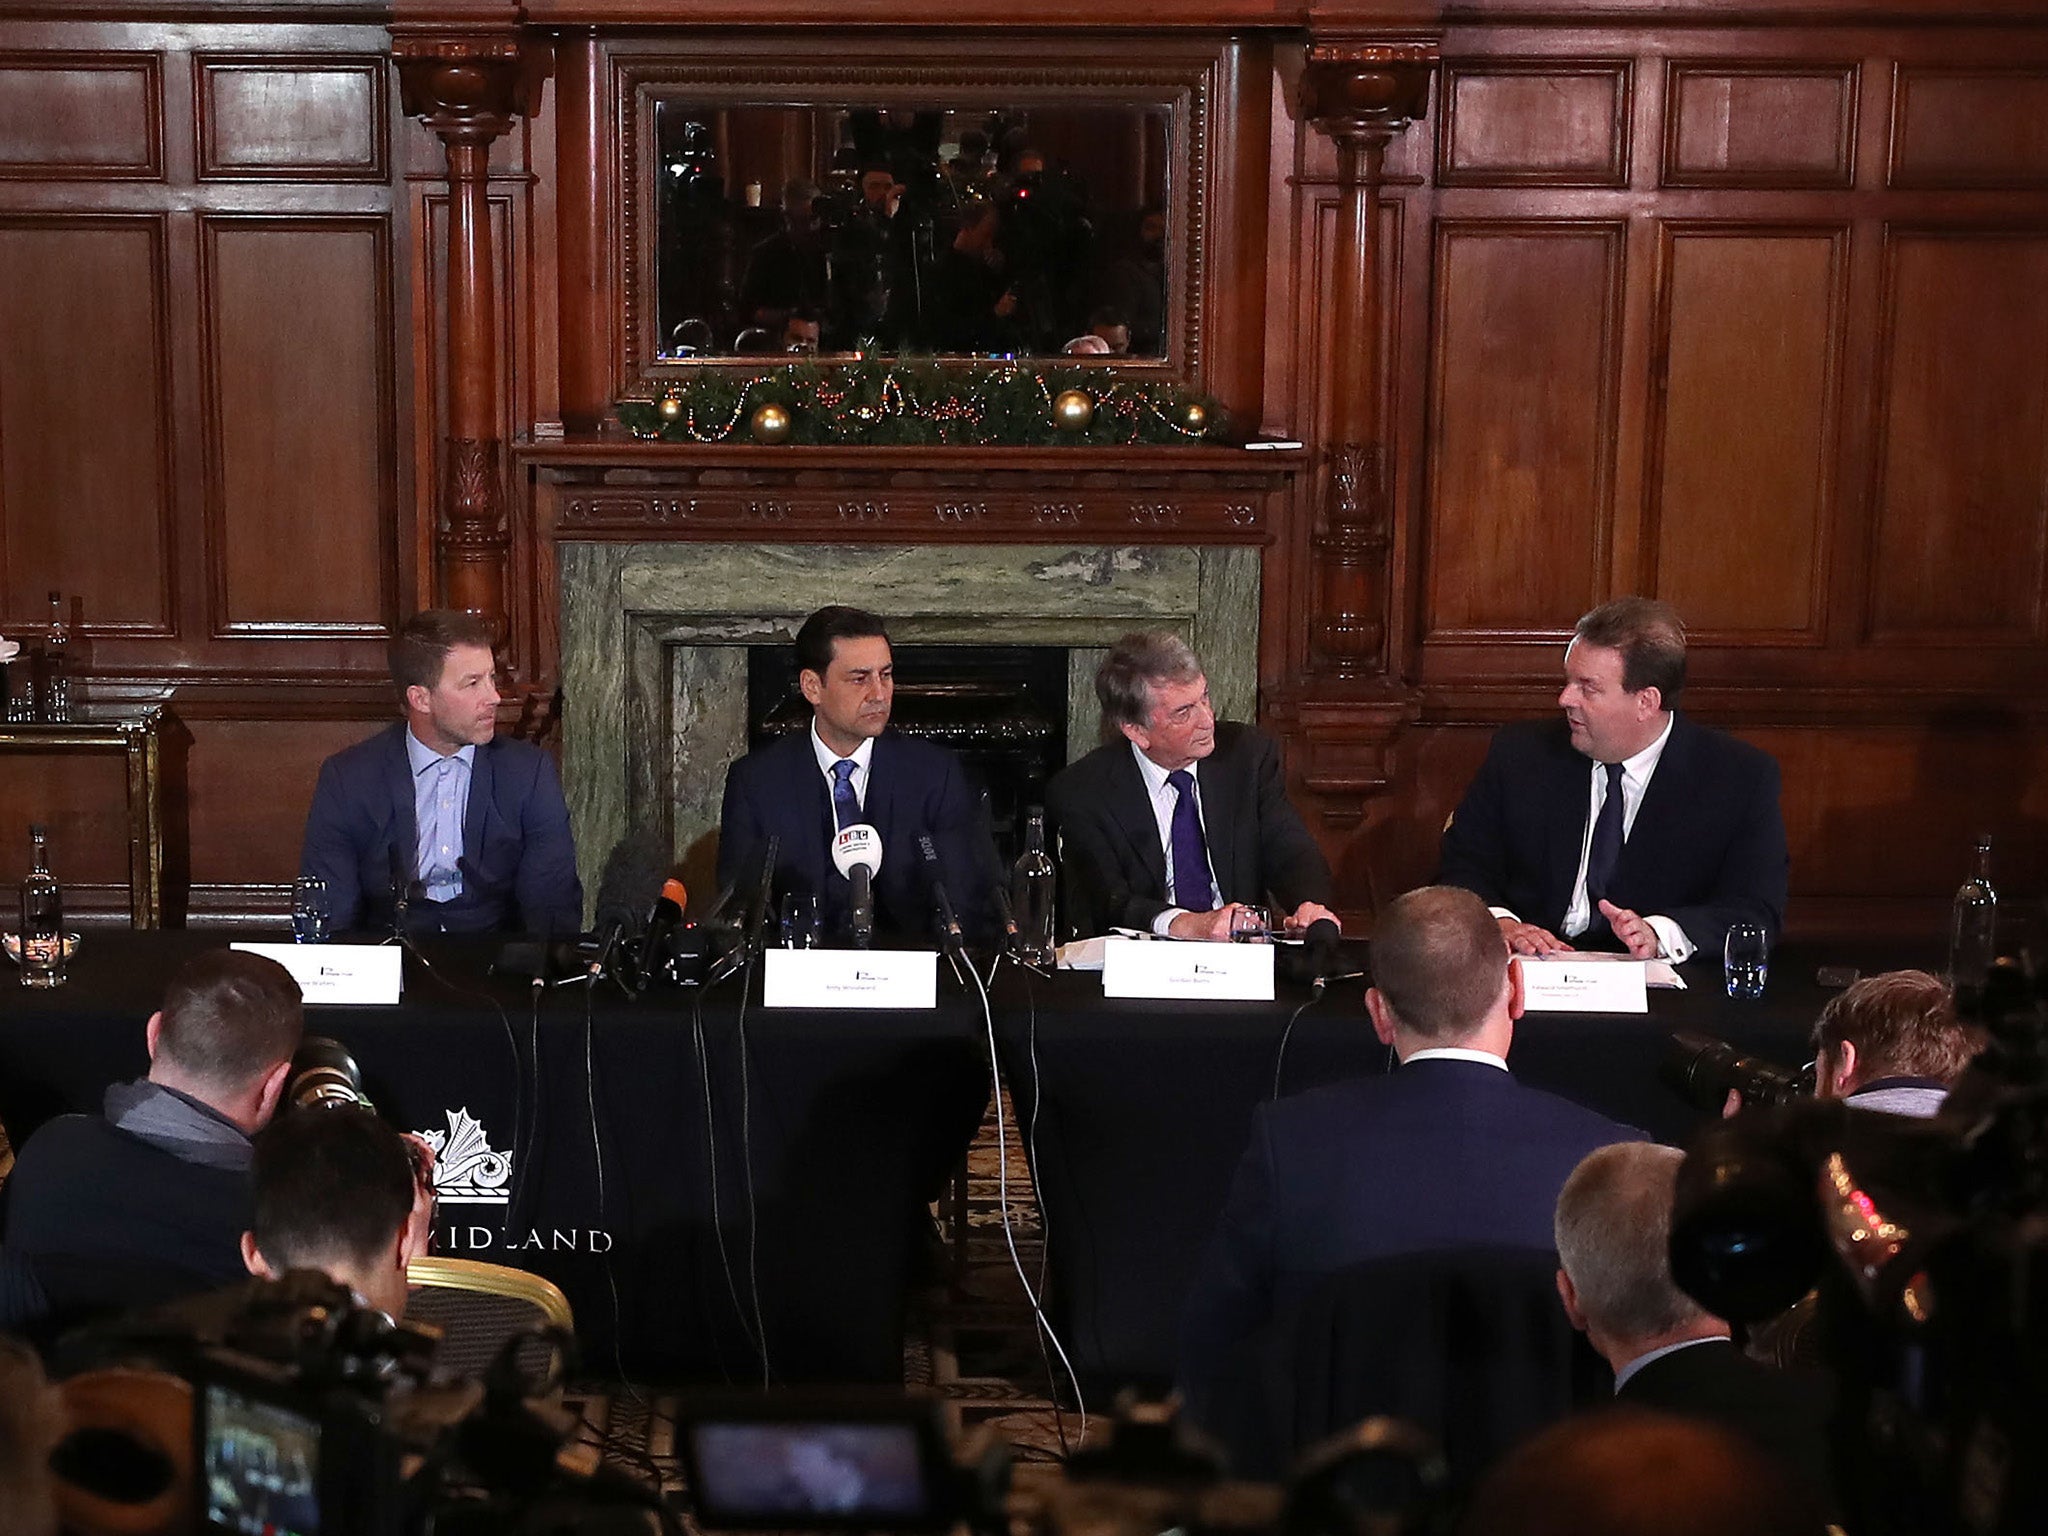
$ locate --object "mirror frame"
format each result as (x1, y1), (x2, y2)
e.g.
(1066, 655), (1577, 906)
(613, 35), (1222, 397)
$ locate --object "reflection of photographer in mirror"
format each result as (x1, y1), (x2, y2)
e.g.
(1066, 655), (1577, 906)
(930, 200), (1023, 355)
(739, 178), (831, 337)
(240, 1107), (433, 1322)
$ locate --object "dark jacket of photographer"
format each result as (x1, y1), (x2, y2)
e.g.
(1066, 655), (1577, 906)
(3, 1079), (254, 1313)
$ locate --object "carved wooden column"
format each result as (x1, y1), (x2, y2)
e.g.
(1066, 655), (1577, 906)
(393, 27), (549, 633)
(1300, 41), (1435, 679)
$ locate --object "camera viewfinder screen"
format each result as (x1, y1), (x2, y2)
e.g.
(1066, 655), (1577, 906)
(690, 1421), (931, 1524)
(203, 1382), (322, 1536)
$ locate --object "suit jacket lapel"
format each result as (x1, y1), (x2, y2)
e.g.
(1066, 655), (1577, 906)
(383, 724), (420, 879)
(463, 738), (495, 875)
(1198, 737), (1242, 900)
(1545, 734), (1590, 925)
(1617, 713), (1691, 885)
(1106, 746), (1169, 897)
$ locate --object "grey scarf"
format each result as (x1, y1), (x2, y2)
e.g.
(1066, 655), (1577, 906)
(103, 1079), (253, 1172)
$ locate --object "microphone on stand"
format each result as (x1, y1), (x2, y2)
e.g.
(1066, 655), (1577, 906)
(916, 834), (966, 957)
(635, 874), (688, 988)
(991, 879), (1022, 955)
(831, 824), (883, 950)
(1303, 916), (1344, 997)
(743, 834), (780, 959)
(387, 842), (417, 942)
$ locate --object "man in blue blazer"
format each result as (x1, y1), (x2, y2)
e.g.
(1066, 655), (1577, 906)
(1438, 597), (1788, 965)
(1178, 886), (1641, 1431)
(716, 606), (995, 943)
(300, 611), (583, 936)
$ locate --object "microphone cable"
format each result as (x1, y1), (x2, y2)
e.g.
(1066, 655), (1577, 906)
(970, 951), (1087, 1447)
(688, 979), (761, 1379)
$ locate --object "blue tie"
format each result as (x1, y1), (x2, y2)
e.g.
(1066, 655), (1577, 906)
(831, 758), (861, 832)
(1167, 768), (1215, 911)
(1585, 760), (1626, 912)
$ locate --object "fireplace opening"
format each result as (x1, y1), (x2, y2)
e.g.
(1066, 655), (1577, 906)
(747, 644), (1070, 862)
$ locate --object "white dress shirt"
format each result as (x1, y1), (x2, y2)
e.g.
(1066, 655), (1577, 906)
(1402, 1047), (1510, 1072)
(1130, 742), (1222, 935)
(406, 730), (474, 903)
(1496, 715), (1694, 961)
(810, 721), (875, 835)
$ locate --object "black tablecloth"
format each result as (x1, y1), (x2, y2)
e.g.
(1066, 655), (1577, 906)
(988, 947), (1892, 1392)
(0, 933), (989, 1383)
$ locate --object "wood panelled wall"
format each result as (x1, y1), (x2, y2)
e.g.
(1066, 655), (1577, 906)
(0, 1), (2043, 937)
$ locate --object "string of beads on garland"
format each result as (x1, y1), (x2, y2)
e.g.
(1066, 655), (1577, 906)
(618, 361), (1223, 448)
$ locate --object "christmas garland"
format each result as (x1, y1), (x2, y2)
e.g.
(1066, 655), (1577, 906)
(615, 360), (1224, 448)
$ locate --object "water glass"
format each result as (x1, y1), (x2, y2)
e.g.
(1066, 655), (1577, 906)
(780, 891), (821, 949)
(1724, 922), (1770, 1000)
(1229, 904), (1272, 943)
(291, 876), (331, 944)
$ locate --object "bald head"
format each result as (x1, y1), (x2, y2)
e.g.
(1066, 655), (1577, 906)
(1369, 886), (1514, 1045)
(1460, 1410), (1825, 1536)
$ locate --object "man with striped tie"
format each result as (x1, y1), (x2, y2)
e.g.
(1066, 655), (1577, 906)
(1045, 630), (1336, 941)
(716, 605), (995, 943)
(1437, 597), (1787, 963)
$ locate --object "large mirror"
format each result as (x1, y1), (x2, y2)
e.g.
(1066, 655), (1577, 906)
(654, 103), (1169, 361)
(618, 43), (1218, 385)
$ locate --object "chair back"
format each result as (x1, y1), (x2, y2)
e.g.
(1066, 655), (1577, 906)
(405, 1256), (574, 1386)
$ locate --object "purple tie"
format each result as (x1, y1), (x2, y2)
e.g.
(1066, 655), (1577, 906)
(831, 759), (861, 832)
(1585, 760), (1626, 910)
(1167, 768), (1215, 911)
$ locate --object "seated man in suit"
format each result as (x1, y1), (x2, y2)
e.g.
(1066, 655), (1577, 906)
(1046, 630), (1336, 940)
(717, 605), (994, 943)
(1554, 1142), (1835, 1513)
(241, 1105), (428, 1323)
(1438, 596), (1787, 964)
(3, 951), (304, 1313)
(1177, 885), (1639, 1429)
(300, 610), (583, 936)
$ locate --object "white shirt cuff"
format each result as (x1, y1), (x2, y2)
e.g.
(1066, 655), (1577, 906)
(1488, 906), (1518, 923)
(1646, 915), (1694, 962)
(1152, 908), (1187, 937)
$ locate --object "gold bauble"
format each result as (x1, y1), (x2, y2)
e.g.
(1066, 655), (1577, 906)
(1180, 400), (1209, 434)
(1052, 389), (1096, 431)
(850, 403), (880, 425)
(657, 395), (684, 423)
(750, 402), (794, 444)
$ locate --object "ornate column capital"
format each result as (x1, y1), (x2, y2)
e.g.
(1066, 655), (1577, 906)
(1298, 38), (1438, 147)
(392, 31), (551, 145)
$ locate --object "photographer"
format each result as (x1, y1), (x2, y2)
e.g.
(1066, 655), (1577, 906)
(1812, 968), (1975, 1117)
(240, 1107), (433, 1322)
(3, 951), (304, 1316)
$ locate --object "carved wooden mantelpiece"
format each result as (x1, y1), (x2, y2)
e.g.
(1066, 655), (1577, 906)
(521, 441), (1305, 543)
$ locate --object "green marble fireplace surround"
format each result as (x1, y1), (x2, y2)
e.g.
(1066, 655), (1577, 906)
(559, 539), (1261, 903)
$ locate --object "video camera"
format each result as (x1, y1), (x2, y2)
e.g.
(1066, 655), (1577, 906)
(1660, 1029), (1815, 1112)
(1669, 947), (2048, 1535)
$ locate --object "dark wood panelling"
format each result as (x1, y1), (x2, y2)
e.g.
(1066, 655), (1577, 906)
(1423, 224), (1623, 636)
(0, 749), (142, 921)
(0, 217), (174, 634)
(1889, 66), (2048, 189)
(1647, 226), (1842, 638)
(1868, 230), (2048, 642)
(201, 216), (396, 635)
(196, 55), (387, 181)
(184, 715), (378, 888)
(1664, 62), (1856, 188)
(1437, 61), (1631, 188)
(0, 52), (160, 179)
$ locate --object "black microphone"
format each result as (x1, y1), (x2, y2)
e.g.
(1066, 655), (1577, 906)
(586, 838), (668, 986)
(744, 834), (780, 958)
(916, 834), (965, 955)
(1304, 916), (1343, 995)
(694, 880), (740, 931)
(991, 879), (1021, 953)
(387, 842), (416, 938)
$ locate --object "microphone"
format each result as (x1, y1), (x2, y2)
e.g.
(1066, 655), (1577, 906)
(586, 837), (669, 986)
(991, 879), (1021, 953)
(744, 834), (780, 958)
(831, 824), (883, 950)
(387, 842), (416, 938)
(637, 875), (688, 986)
(916, 834), (965, 955)
(1304, 916), (1343, 996)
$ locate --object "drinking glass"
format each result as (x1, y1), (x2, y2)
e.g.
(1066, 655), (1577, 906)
(780, 892), (821, 949)
(1724, 922), (1770, 1000)
(1229, 904), (1272, 943)
(291, 876), (331, 944)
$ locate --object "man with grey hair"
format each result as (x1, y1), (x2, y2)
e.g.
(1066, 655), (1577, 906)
(1177, 886), (1637, 1427)
(1045, 629), (1335, 939)
(1554, 1142), (1833, 1507)
(1439, 596), (1787, 965)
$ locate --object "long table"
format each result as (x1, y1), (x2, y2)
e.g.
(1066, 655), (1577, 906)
(985, 948), (1866, 1392)
(0, 932), (1878, 1391)
(0, 933), (989, 1383)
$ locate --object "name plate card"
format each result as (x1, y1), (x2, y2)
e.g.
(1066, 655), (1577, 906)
(762, 949), (938, 1010)
(233, 942), (403, 1006)
(1101, 936), (1275, 1002)
(1517, 957), (1649, 1014)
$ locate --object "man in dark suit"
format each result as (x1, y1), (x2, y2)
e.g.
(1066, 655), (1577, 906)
(300, 610), (583, 936)
(1554, 1141), (1835, 1513)
(716, 605), (994, 943)
(1438, 596), (1787, 964)
(1046, 630), (1334, 940)
(1178, 886), (1640, 1428)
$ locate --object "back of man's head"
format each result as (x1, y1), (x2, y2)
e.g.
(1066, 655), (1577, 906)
(247, 1108), (416, 1317)
(154, 951), (303, 1098)
(1813, 969), (1975, 1091)
(1554, 1142), (1708, 1344)
(1370, 885), (1511, 1044)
